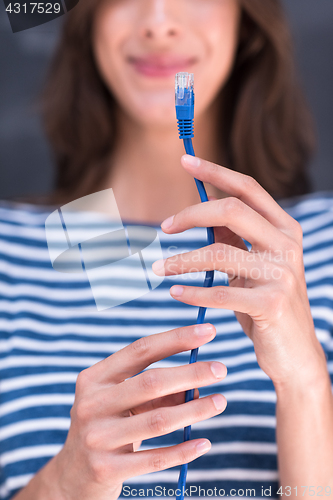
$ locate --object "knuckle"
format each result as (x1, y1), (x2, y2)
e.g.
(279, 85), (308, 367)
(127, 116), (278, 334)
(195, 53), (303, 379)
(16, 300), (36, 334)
(192, 362), (207, 386)
(149, 451), (168, 472)
(242, 175), (259, 193)
(131, 336), (151, 358)
(214, 287), (228, 305)
(84, 429), (100, 450)
(222, 196), (244, 216)
(282, 237), (302, 258)
(75, 398), (92, 422)
(140, 370), (162, 395)
(280, 267), (297, 291)
(174, 326), (185, 344)
(180, 205), (192, 224)
(89, 456), (110, 482)
(177, 445), (191, 466)
(291, 219), (303, 241)
(278, 238), (304, 274)
(75, 369), (90, 393)
(149, 410), (170, 435)
(192, 401), (207, 422)
(266, 289), (287, 321)
(212, 242), (226, 261)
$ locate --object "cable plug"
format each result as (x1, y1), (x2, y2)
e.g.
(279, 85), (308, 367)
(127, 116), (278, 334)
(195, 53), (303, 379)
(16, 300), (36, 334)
(175, 72), (194, 139)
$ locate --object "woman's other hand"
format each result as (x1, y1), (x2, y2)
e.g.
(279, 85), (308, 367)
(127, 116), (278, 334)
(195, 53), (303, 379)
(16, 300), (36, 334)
(39, 323), (226, 500)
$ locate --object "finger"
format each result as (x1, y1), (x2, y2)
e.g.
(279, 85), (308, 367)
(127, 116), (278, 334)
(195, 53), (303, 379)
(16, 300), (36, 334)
(131, 388), (200, 415)
(181, 155), (299, 236)
(169, 284), (260, 316)
(120, 438), (212, 481)
(207, 196), (248, 251)
(160, 198), (289, 252)
(102, 393), (227, 450)
(152, 242), (274, 284)
(196, 194), (252, 253)
(214, 225), (250, 252)
(133, 439), (142, 452)
(86, 323), (216, 384)
(100, 360), (227, 415)
(130, 389), (199, 453)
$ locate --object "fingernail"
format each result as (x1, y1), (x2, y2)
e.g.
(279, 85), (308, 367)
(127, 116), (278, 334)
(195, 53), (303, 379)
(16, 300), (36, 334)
(193, 323), (215, 337)
(212, 394), (226, 411)
(170, 285), (184, 297)
(182, 155), (201, 167)
(196, 439), (211, 454)
(152, 259), (165, 276)
(210, 362), (226, 379)
(161, 215), (174, 230)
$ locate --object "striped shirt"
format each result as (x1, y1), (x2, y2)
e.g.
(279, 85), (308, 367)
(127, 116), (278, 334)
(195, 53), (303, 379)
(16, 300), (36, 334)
(0, 191), (333, 500)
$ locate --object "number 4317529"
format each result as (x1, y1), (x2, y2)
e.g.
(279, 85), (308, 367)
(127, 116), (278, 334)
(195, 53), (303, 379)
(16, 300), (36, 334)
(5, 3), (61, 14)
(277, 486), (331, 496)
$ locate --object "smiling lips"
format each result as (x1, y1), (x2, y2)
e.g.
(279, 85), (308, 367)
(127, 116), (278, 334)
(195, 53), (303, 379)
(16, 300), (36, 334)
(128, 55), (197, 78)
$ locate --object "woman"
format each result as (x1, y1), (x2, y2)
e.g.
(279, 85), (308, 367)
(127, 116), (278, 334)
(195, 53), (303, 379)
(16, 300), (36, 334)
(0, 0), (332, 499)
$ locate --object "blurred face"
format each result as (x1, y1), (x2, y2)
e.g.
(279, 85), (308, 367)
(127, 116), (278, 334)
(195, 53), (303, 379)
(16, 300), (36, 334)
(92, 0), (241, 128)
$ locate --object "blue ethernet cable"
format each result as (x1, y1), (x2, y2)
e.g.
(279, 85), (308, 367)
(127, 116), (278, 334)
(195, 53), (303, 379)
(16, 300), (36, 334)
(175, 72), (215, 500)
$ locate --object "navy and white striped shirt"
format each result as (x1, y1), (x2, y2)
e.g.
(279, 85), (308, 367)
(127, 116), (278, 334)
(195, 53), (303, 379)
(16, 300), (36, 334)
(0, 191), (333, 500)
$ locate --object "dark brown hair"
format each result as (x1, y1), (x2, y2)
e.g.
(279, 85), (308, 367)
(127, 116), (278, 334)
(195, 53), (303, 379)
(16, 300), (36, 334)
(40, 0), (315, 205)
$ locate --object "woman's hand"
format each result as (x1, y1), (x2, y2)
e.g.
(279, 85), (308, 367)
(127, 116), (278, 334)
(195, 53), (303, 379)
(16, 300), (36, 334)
(33, 323), (227, 500)
(152, 154), (328, 392)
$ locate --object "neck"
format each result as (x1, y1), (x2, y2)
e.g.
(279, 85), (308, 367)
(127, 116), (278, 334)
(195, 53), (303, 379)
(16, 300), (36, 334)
(104, 97), (224, 225)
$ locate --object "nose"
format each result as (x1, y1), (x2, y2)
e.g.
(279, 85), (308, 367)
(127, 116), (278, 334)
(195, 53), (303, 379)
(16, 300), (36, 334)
(139, 0), (178, 40)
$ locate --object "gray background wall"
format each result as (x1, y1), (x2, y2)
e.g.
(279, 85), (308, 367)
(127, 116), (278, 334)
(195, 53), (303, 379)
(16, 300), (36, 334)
(0, 0), (333, 201)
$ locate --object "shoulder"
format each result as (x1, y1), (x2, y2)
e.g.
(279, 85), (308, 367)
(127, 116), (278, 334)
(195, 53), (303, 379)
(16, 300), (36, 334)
(279, 191), (333, 285)
(0, 200), (55, 238)
(0, 200), (55, 263)
(278, 190), (333, 238)
(0, 199), (55, 226)
(279, 191), (333, 297)
(278, 190), (333, 223)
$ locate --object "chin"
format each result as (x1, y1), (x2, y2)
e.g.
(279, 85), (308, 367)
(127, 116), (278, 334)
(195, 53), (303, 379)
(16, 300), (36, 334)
(128, 102), (176, 128)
